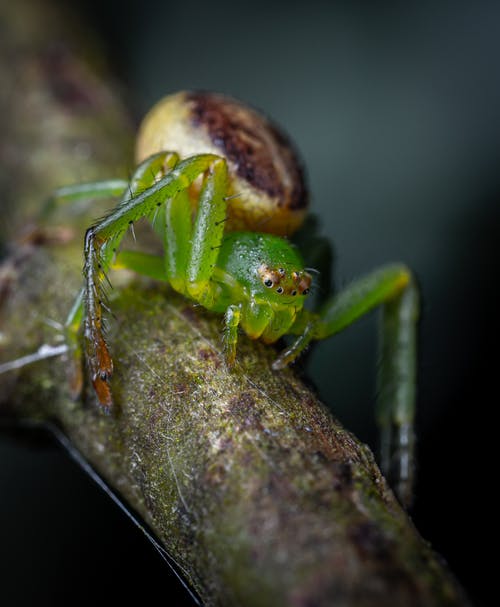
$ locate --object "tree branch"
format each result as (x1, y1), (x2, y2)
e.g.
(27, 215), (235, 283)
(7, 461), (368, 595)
(0, 1), (469, 605)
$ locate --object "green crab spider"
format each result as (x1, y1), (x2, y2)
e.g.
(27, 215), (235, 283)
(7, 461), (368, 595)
(55, 91), (419, 506)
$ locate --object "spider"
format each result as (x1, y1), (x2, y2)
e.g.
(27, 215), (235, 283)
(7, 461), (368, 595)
(53, 91), (419, 505)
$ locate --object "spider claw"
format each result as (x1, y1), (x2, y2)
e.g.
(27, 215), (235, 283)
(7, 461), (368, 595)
(92, 372), (114, 410)
(271, 356), (286, 371)
(224, 352), (236, 369)
(223, 343), (237, 369)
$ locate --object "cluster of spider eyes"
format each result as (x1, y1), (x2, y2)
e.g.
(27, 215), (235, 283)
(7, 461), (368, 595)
(263, 277), (294, 295)
(262, 268), (310, 296)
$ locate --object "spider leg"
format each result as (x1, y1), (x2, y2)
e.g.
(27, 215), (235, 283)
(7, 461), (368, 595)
(112, 251), (166, 281)
(185, 158), (229, 306)
(42, 179), (129, 218)
(223, 304), (242, 366)
(60, 155), (177, 398)
(276, 263), (419, 507)
(161, 157), (239, 364)
(82, 153), (220, 408)
(46, 150), (178, 215)
(129, 157), (235, 368)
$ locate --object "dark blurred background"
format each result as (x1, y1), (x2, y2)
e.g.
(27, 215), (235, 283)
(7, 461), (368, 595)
(1, 0), (498, 605)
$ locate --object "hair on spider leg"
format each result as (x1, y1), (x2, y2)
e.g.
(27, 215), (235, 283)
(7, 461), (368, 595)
(148, 166), (159, 182)
(143, 166), (167, 190)
(100, 316), (111, 333)
(96, 261), (114, 289)
(99, 299), (116, 319)
(150, 204), (162, 228)
(129, 221), (137, 242)
(255, 214), (273, 230)
(114, 178), (136, 207)
(215, 215), (230, 226)
(91, 278), (104, 299)
(99, 308), (120, 336)
(305, 267), (321, 275)
(223, 192), (242, 201)
(42, 317), (65, 332)
(98, 266), (114, 290)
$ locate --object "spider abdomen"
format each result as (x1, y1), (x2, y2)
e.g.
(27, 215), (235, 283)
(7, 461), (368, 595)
(136, 91), (309, 236)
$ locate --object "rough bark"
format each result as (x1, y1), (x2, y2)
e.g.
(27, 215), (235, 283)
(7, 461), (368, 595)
(0, 1), (470, 605)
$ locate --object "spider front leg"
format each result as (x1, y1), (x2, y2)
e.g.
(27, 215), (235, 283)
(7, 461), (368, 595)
(121, 157), (236, 355)
(81, 153), (222, 408)
(161, 155), (239, 364)
(60, 151), (181, 399)
(275, 264), (419, 507)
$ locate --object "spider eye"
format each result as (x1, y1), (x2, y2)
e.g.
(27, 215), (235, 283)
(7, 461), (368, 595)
(264, 279), (273, 287)
(302, 288), (310, 295)
(291, 290), (297, 296)
(276, 287), (284, 294)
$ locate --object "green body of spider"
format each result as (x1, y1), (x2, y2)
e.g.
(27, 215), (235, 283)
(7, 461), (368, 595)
(55, 91), (419, 506)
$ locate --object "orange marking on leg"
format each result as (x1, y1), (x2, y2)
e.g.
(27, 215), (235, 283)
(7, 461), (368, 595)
(85, 326), (114, 408)
(92, 374), (113, 410)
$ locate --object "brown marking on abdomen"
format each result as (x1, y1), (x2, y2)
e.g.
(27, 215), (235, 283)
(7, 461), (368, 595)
(187, 91), (308, 211)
